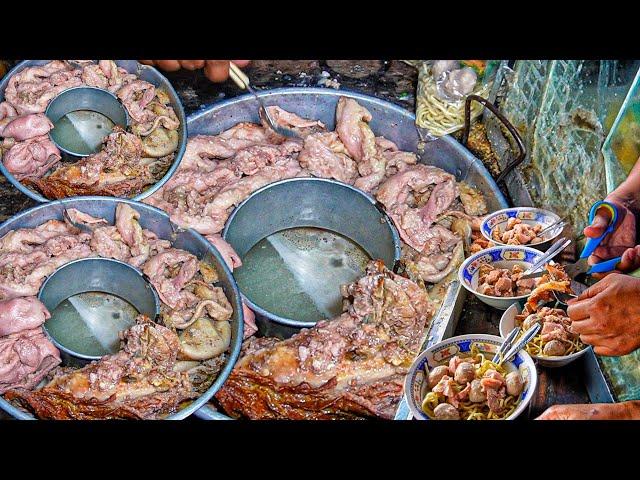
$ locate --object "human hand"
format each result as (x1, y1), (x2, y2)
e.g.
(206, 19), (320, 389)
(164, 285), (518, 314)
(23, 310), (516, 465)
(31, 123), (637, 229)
(536, 401), (640, 420)
(583, 197), (636, 274)
(567, 273), (640, 356)
(139, 60), (251, 83)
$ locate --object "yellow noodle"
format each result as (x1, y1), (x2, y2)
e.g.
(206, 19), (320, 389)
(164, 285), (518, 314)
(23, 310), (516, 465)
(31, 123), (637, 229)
(517, 328), (586, 358)
(421, 344), (520, 420)
(415, 66), (493, 137)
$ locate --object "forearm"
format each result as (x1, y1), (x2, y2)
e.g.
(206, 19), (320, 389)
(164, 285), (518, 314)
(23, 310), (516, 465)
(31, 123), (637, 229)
(621, 400), (640, 419)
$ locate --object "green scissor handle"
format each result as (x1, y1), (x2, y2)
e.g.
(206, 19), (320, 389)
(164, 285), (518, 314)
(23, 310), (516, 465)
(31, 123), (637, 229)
(629, 267), (640, 278)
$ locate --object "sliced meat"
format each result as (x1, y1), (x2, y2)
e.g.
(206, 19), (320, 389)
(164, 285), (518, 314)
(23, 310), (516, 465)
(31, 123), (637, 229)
(3, 135), (61, 180)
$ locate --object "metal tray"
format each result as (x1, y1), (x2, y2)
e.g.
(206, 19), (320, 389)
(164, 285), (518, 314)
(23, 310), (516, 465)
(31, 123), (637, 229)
(185, 87), (508, 420)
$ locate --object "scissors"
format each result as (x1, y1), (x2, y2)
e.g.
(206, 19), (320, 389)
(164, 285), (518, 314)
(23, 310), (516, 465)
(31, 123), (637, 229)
(520, 201), (622, 280)
(563, 200), (622, 278)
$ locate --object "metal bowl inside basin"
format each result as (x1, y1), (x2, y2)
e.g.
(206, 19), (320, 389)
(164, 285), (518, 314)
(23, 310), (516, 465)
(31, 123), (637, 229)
(223, 177), (401, 329)
(38, 257), (160, 361)
(0, 196), (244, 420)
(0, 60), (187, 203)
(45, 86), (129, 157)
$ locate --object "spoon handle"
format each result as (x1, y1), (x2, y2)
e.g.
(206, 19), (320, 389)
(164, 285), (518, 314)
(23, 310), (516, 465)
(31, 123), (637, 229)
(229, 62), (251, 89)
(492, 326), (521, 363)
(498, 323), (541, 366)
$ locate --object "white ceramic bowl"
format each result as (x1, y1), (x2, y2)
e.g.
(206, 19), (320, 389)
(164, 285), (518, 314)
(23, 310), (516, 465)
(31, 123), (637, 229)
(405, 334), (537, 420)
(481, 207), (563, 251)
(458, 245), (546, 310)
(500, 303), (591, 368)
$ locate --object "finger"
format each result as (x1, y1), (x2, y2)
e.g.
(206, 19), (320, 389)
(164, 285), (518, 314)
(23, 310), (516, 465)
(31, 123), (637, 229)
(179, 60), (205, 71)
(566, 298), (594, 320)
(574, 276), (614, 301)
(584, 210), (612, 239)
(571, 318), (605, 336)
(231, 60), (251, 68)
(591, 246), (631, 263)
(578, 332), (612, 344)
(617, 246), (640, 272)
(155, 60), (182, 72)
(204, 60), (230, 83)
(536, 406), (564, 420)
(594, 345), (621, 356)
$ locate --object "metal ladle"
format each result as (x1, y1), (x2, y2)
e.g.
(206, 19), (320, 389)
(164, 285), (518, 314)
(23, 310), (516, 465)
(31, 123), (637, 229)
(228, 62), (301, 139)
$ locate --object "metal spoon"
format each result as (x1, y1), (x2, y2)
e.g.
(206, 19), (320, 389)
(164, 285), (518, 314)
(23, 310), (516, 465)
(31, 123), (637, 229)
(492, 326), (522, 363)
(538, 218), (567, 239)
(62, 209), (95, 234)
(552, 290), (578, 305)
(520, 237), (572, 279)
(498, 323), (541, 366)
(228, 62), (301, 139)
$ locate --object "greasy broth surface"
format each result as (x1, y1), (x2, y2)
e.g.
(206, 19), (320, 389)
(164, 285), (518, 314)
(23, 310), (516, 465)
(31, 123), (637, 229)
(234, 227), (371, 323)
(46, 291), (139, 357)
(50, 110), (115, 155)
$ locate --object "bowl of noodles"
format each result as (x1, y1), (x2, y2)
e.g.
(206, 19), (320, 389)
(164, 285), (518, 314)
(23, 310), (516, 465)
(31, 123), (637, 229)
(500, 303), (590, 368)
(405, 334), (537, 420)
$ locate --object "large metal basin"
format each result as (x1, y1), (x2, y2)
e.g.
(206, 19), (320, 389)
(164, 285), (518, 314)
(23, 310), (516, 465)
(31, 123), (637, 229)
(0, 196), (244, 420)
(0, 60), (187, 203)
(186, 88), (509, 420)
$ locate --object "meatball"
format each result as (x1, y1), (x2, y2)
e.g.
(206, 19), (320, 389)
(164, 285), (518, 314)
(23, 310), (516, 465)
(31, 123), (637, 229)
(434, 403), (460, 420)
(454, 362), (476, 385)
(432, 60), (459, 80)
(522, 313), (542, 331)
(441, 67), (478, 99)
(543, 340), (566, 356)
(505, 371), (525, 396)
(469, 379), (486, 403)
(428, 365), (450, 389)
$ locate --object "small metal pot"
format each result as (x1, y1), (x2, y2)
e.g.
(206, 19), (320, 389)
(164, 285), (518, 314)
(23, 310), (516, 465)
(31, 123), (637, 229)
(38, 257), (160, 361)
(0, 196), (243, 420)
(0, 60), (187, 203)
(45, 86), (129, 157)
(223, 177), (401, 330)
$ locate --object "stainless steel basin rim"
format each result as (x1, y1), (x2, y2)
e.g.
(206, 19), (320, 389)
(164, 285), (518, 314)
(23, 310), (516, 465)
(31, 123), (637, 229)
(0, 196), (244, 420)
(37, 257), (161, 361)
(0, 60), (187, 203)
(223, 177), (402, 329)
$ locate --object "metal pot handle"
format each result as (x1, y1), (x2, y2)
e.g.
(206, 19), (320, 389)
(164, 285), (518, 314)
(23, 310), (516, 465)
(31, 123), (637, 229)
(461, 94), (526, 184)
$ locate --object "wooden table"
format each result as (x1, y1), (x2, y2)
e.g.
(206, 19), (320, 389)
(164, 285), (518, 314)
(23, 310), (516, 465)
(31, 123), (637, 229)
(0, 60), (590, 420)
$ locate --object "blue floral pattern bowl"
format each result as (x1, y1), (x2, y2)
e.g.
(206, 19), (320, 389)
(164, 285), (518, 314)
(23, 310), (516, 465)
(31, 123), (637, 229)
(481, 207), (563, 251)
(404, 334), (537, 420)
(500, 303), (591, 368)
(458, 245), (546, 310)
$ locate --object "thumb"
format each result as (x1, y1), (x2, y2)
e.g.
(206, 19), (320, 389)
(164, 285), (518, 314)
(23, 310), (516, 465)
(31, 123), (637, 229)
(583, 211), (611, 239)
